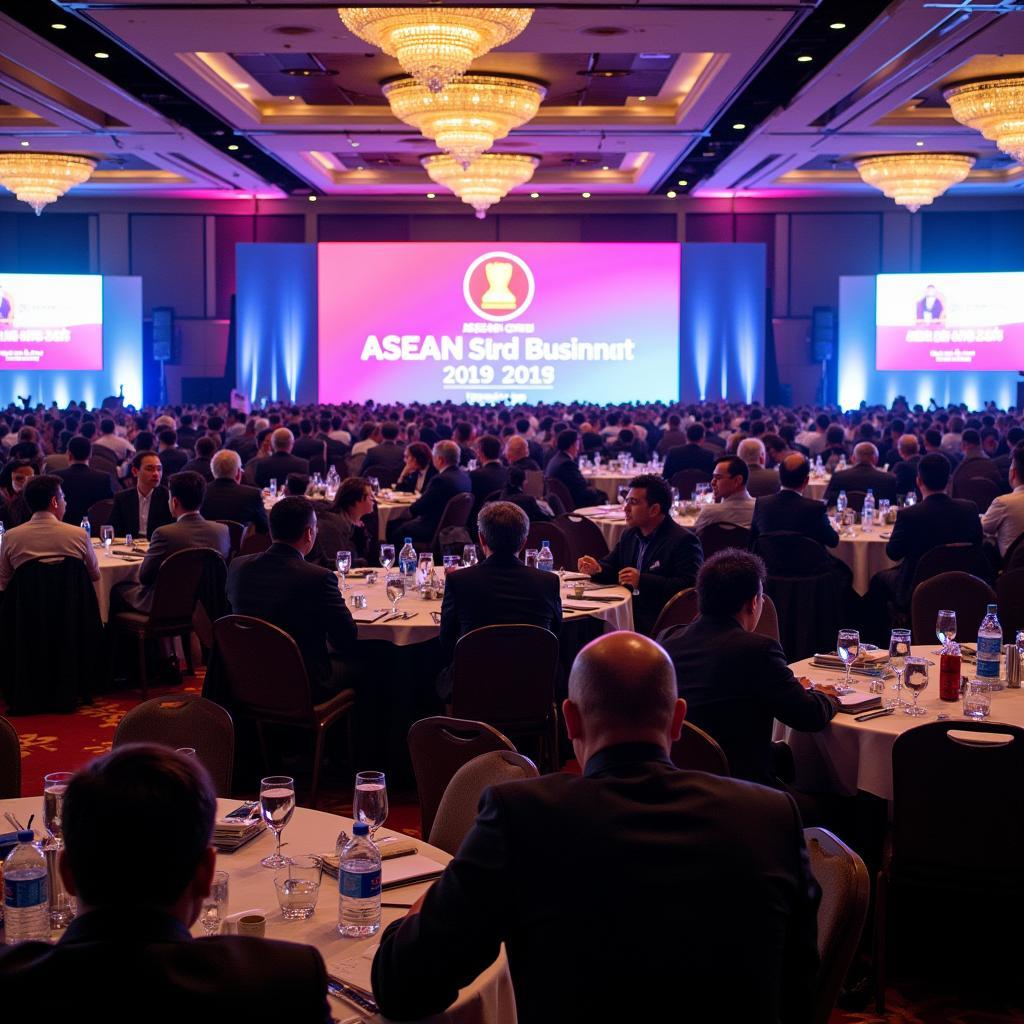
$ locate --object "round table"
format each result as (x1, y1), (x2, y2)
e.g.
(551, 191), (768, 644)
(776, 645), (1024, 801)
(805, 476), (830, 501)
(0, 797), (515, 1024)
(833, 526), (898, 596)
(92, 538), (146, 622)
(572, 505), (696, 551)
(264, 492), (413, 541)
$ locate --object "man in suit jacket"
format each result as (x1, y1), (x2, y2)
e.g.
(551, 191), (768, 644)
(227, 496), (357, 699)
(545, 429), (606, 508)
(200, 450), (269, 533)
(108, 452), (174, 538)
(57, 436), (114, 525)
(655, 413), (687, 456)
(951, 428), (1004, 497)
(503, 436), (540, 472)
(982, 443), (1024, 557)
(181, 436), (216, 482)
(749, 454), (840, 553)
(372, 631), (821, 1024)
(359, 422), (406, 486)
(890, 434), (922, 499)
(157, 429), (190, 476)
(823, 442), (898, 506)
(468, 434), (508, 520)
(663, 422), (716, 482)
(247, 428), (310, 489)
(386, 441), (471, 546)
(693, 455), (754, 532)
(659, 549), (837, 787)
(737, 437), (780, 498)
(579, 473), (702, 635)
(292, 418), (327, 466)
(0, 744), (330, 1022)
(514, 417), (544, 466)
(916, 284), (944, 322)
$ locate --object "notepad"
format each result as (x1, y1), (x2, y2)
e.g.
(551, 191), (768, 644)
(351, 608), (388, 624)
(381, 854), (445, 890)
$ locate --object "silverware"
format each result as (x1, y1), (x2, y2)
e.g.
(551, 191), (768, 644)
(327, 977), (379, 1015)
(854, 707), (896, 722)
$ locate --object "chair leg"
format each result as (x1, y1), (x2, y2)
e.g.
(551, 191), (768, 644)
(310, 728), (327, 810)
(873, 869), (888, 1014)
(136, 634), (149, 700)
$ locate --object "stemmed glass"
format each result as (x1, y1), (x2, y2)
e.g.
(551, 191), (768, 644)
(836, 629), (860, 692)
(936, 609), (957, 649)
(888, 629), (912, 708)
(101, 524), (114, 550)
(43, 771), (73, 846)
(385, 573), (405, 617)
(353, 771), (388, 838)
(379, 543), (395, 571)
(463, 544), (478, 567)
(200, 870), (230, 935)
(617, 485), (629, 506)
(903, 657), (930, 716)
(336, 549), (352, 593)
(259, 775), (295, 869)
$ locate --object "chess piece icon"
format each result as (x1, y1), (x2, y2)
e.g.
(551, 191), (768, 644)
(481, 261), (517, 310)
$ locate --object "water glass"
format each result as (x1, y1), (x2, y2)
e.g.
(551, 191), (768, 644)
(416, 552), (434, 587)
(379, 543), (395, 571)
(268, 479), (277, 498)
(274, 855), (322, 921)
(385, 573), (405, 615)
(524, 547), (539, 569)
(463, 543), (478, 567)
(259, 775), (295, 869)
(367, 476), (380, 495)
(443, 554), (460, 573)
(43, 771), (73, 846)
(963, 680), (991, 719)
(936, 609), (957, 648)
(888, 629), (912, 707)
(101, 524), (114, 550)
(200, 869), (230, 936)
(903, 657), (930, 716)
(353, 770), (388, 836)
(175, 747), (196, 758)
(336, 550), (352, 592)
(836, 629), (860, 691)
(617, 485), (629, 506)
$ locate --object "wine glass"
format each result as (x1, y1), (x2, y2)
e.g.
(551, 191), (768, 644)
(43, 771), (73, 847)
(259, 775), (295, 869)
(101, 524), (114, 550)
(836, 629), (860, 692)
(353, 771), (388, 837)
(336, 549), (352, 593)
(379, 543), (395, 571)
(200, 869), (230, 936)
(385, 573), (405, 616)
(888, 629), (912, 708)
(463, 543), (478, 567)
(903, 657), (930, 716)
(936, 609), (957, 649)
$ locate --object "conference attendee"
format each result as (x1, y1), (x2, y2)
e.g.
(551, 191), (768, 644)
(312, 476), (374, 568)
(941, 415), (965, 456)
(372, 630), (821, 1024)
(545, 429), (606, 508)
(496, 467), (553, 523)
(760, 432), (792, 469)
(749, 454), (840, 552)
(157, 429), (189, 476)
(284, 473), (309, 497)
(736, 437), (780, 498)
(655, 413), (687, 456)
(328, 414), (352, 447)
(394, 442), (436, 495)
(693, 456), (754, 532)
(663, 423), (715, 480)
(992, 426), (1023, 479)
(796, 413), (831, 457)
(452, 421), (475, 467)
(982, 444), (1024, 558)
(226, 496), (357, 700)
(951, 427), (1003, 496)
(108, 451), (174, 539)
(607, 427), (649, 463)
(916, 283), (944, 322)
(93, 417), (135, 462)
(0, 459), (36, 528)
(292, 418), (326, 466)
(658, 550), (837, 788)
(578, 473), (702, 635)
(0, 744), (330, 1021)
(514, 417), (544, 465)
(504, 435), (540, 472)
(0, 475), (100, 591)
(181, 436), (217, 482)
(386, 440), (471, 546)
(200, 450), (269, 534)
(247, 427), (310, 489)
(175, 413), (201, 451)
(819, 425), (849, 471)
(822, 442), (898, 506)
(56, 436), (115, 525)
(350, 422), (379, 458)
(890, 434), (922, 499)
(923, 427), (961, 470)
(468, 434), (508, 518)
(8, 426), (43, 468)
(359, 421), (405, 486)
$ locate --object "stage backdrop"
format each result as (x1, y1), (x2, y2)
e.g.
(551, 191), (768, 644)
(236, 242), (765, 405)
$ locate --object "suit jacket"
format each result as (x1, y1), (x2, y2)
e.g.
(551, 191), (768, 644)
(545, 450), (605, 507)
(592, 515), (702, 635)
(394, 463), (437, 494)
(247, 452), (310, 489)
(746, 464), (781, 498)
(293, 435), (327, 466)
(891, 455), (921, 499)
(399, 465), (472, 542)
(56, 463), (115, 525)
(663, 442), (715, 480)
(659, 614), (836, 786)
(108, 486), (174, 538)
(359, 441), (406, 487)
(181, 457), (213, 482)
(158, 448), (190, 476)
(823, 464), (898, 506)
(916, 296), (944, 320)
(655, 429), (687, 456)
(469, 461), (508, 517)
(0, 906), (329, 1024)
(226, 542), (357, 685)
(372, 743), (820, 1024)
(750, 490), (839, 550)
(200, 478), (269, 533)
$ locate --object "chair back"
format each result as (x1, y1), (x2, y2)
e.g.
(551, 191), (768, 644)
(408, 716), (517, 840)
(697, 522), (750, 559)
(805, 827), (870, 1024)
(150, 547), (225, 625)
(0, 715), (20, 799)
(754, 592), (781, 643)
(555, 512), (610, 563)
(996, 568), (1024, 640)
(954, 476), (1000, 513)
(428, 750), (539, 855)
(753, 531), (832, 577)
(522, 521), (569, 569)
(652, 587), (699, 637)
(765, 573), (843, 662)
(346, 453), (365, 477)
(522, 469), (544, 498)
(1004, 530), (1024, 572)
(911, 571), (996, 645)
(214, 519), (245, 561)
(669, 721), (729, 776)
(86, 498), (114, 529)
(113, 695), (234, 795)
(911, 541), (992, 590)
(670, 468), (711, 497)
(432, 492), (474, 543)
(544, 476), (576, 513)
(239, 531), (272, 556)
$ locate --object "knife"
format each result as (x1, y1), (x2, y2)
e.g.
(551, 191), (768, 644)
(855, 707), (896, 722)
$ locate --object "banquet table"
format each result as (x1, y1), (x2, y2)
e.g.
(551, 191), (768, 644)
(832, 525), (898, 596)
(580, 468), (633, 502)
(573, 504), (696, 551)
(92, 538), (145, 622)
(263, 490), (413, 541)
(0, 796), (516, 1024)
(776, 645), (1024, 801)
(805, 476), (830, 501)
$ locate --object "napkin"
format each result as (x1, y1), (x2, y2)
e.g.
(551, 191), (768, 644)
(835, 692), (883, 714)
(321, 835), (418, 876)
(563, 600), (603, 612)
(351, 608), (388, 624)
(325, 946), (377, 998)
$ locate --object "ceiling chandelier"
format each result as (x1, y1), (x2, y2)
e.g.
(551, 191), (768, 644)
(338, 7), (534, 93)
(384, 73), (546, 166)
(854, 152), (975, 212)
(422, 152), (539, 217)
(944, 76), (1024, 162)
(0, 152), (96, 215)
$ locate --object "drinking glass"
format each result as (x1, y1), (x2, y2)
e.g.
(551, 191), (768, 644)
(836, 629), (860, 691)
(835, 492), (848, 515)
(443, 554), (460, 573)
(888, 628), (912, 708)
(617, 485), (629, 506)
(903, 657), (929, 716)
(43, 771), (73, 846)
(379, 543), (395, 571)
(385, 573), (405, 616)
(274, 855), (322, 921)
(353, 771), (388, 837)
(936, 609), (957, 649)
(417, 552), (434, 587)
(175, 747), (196, 758)
(101, 524), (114, 550)
(963, 680), (991, 719)
(463, 544), (478, 567)
(268, 479), (277, 499)
(259, 775), (295, 869)
(336, 550), (352, 592)
(524, 548), (539, 569)
(200, 869), (230, 935)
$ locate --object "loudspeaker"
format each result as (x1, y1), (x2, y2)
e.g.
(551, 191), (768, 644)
(152, 306), (174, 362)
(811, 306), (835, 362)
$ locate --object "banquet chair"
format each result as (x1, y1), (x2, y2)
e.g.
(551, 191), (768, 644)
(842, 490), (867, 515)
(652, 587), (699, 637)
(238, 530), (272, 557)
(544, 476), (576, 513)
(346, 453), (365, 477)
(874, 721), (1024, 1011)
(408, 716), (517, 839)
(213, 615), (355, 808)
(0, 715), (21, 798)
(669, 468), (711, 498)
(911, 541), (993, 590)
(995, 568), (1024, 639)
(804, 827), (870, 1024)
(522, 469), (545, 498)
(555, 512), (610, 563)
(910, 571), (995, 645)
(428, 750), (538, 856)
(522, 521), (569, 569)
(697, 522), (751, 559)
(113, 695), (234, 795)
(86, 497), (114, 529)
(754, 593), (781, 644)
(1003, 530), (1024, 572)
(451, 624), (560, 773)
(952, 475), (999, 512)
(214, 519), (245, 562)
(669, 721), (729, 776)
(430, 491), (474, 559)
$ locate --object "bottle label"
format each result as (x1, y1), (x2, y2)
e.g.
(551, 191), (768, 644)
(340, 868), (381, 900)
(4, 873), (47, 908)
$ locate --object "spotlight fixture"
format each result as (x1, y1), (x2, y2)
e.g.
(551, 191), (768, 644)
(581, 191), (591, 198)
(732, 122), (746, 130)
(19, 141), (29, 147)
(666, 190), (677, 198)
(51, 23), (67, 30)
(530, 191), (539, 198)
(915, 140), (925, 147)
(426, 192), (436, 198)
(94, 52), (110, 59)
(308, 195), (318, 202)
(797, 55), (813, 63)
(829, 22), (846, 30)
(677, 179), (688, 186)
(227, 144), (239, 151)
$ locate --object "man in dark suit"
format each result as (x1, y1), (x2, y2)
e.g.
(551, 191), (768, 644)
(655, 413), (687, 456)
(890, 434), (922, 499)
(157, 429), (190, 476)
(578, 473), (702, 635)
(247, 428), (310, 489)
(916, 284), (944, 322)
(57, 436), (114, 525)
(659, 549), (837, 787)
(823, 442), (898, 506)
(0, 744), (330, 1022)
(227, 496), (357, 699)
(108, 451), (174, 538)
(292, 418), (326, 466)
(503, 435), (540, 472)
(386, 440), (471, 546)
(372, 631), (821, 1024)
(545, 429), (606, 508)
(951, 428), (1004, 497)
(468, 434), (507, 520)
(663, 422), (715, 481)
(737, 437), (781, 498)
(200, 450), (270, 534)
(359, 421), (406, 487)
(181, 436), (216, 482)
(175, 413), (200, 451)
(514, 417), (544, 466)
(749, 454), (840, 553)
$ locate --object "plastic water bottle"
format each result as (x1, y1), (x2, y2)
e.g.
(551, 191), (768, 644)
(536, 539), (555, 572)
(79, 515), (91, 538)
(977, 603), (1003, 687)
(835, 491), (847, 515)
(4, 831), (49, 944)
(337, 822), (381, 938)
(861, 490), (875, 532)
(399, 538), (417, 578)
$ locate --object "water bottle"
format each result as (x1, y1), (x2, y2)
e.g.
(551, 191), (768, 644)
(977, 603), (1003, 688)
(399, 538), (417, 578)
(861, 490), (874, 532)
(536, 539), (555, 572)
(4, 831), (49, 944)
(337, 822), (381, 938)
(835, 491), (847, 515)
(79, 515), (91, 538)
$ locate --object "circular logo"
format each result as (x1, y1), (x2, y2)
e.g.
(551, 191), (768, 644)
(463, 251), (535, 322)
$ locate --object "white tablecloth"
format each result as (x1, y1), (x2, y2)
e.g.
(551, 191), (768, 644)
(805, 476), (829, 501)
(572, 506), (696, 551)
(833, 528), (898, 596)
(263, 492), (413, 541)
(93, 540), (145, 622)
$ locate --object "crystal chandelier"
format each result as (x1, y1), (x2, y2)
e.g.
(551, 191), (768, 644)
(339, 7), (534, 93)
(384, 73), (546, 166)
(422, 152), (539, 217)
(0, 152), (96, 215)
(854, 152), (974, 212)
(944, 76), (1024, 162)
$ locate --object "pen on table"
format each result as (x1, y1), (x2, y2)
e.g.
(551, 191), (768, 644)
(26, 814), (34, 831)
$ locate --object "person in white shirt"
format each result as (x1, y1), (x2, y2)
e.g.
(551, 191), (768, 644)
(351, 422), (380, 457)
(693, 456), (755, 532)
(94, 417), (135, 462)
(0, 475), (100, 591)
(981, 444), (1024, 558)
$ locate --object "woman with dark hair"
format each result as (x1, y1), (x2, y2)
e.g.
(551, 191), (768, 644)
(394, 441), (436, 494)
(0, 459), (35, 528)
(311, 476), (375, 567)
(497, 466), (553, 523)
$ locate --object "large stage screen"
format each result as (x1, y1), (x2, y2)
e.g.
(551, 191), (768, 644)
(0, 273), (103, 371)
(876, 272), (1024, 372)
(317, 242), (680, 403)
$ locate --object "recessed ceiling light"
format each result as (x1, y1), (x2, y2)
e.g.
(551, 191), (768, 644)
(308, 195), (317, 202)
(19, 141), (29, 147)
(227, 144), (239, 151)
(602, 165), (610, 171)
(732, 123), (746, 130)
(426, 193), (436, 199)
(677, 179), (688, 186)
(51, 23), (67, 30)
(830, 22), (847, 30)
(530, 192), (539, 198)
(637, 96), (647, 102)
(288, 96), (296, 101)
(356, 165), (364, 170)
(350, 141), (360, 148)
(94, 52), (110, 59)
(915, 140), (925, 147)
(666, 190), (677, 198)
(797, 55), (813, 63)
(581, 192), (591, 198)
(235, 82), (250, 89)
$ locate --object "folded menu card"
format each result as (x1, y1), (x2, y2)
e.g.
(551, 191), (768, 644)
(834, 692), (883, 714)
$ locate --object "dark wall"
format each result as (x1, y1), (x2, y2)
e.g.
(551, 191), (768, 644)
(0, 212), (91, 273)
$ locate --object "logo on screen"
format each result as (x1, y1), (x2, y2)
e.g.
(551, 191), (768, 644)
(463, 251), (535, 322)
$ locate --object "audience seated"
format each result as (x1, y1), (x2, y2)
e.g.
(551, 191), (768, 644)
(386, 440), (471, 546)
(544, 429), (606, 508)
(736, 437), (779, 498)
(94, 416), (135, 462)
(359, 421), (406, 486)
(663, 422), (715, 479)
(749, 454), (840, 552)
(311, 476), (374, 568)
(247, 428), (310, 489)
(951, 427), (1004, 496)
(0, 459), (35, 528)
(693, 455), (754, 531)
(181, 436), (217, 482)
(890, 433), (922, 499)
(823, 442), (898, 506)
(109, 451), (174, 538)
(199, 450), (269, 533)
(981, 443), (1024, 558)
(393, 441), (436, 494)
(497, 466), (553, 522)
(56, 436), (115, 525)
(157, 428), (190, 476)
(503, 434), (539, 472)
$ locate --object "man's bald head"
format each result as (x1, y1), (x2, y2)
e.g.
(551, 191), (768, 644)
(853, 442), (878, 466)
(505, 435), (529, 462)
(778, 453), (810, 489)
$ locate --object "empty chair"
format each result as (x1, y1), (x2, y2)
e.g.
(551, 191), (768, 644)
(652, 587), (699, 637)
(697, 522), (751, 559)
(87, 497), (114, 529)
(911, 541), (993, 590)
(522, 521), (569, 569)
(669, 721), (729, 776)
(911, 571), (995, 645)
(954, 476), (1000, 513)
(996, 568), (1024, 640)
(428, 750), (539, 855)
(113, 695), (234, 795)
(754, 593), (780, 643)
(431, 491), (474, 559)
(543, 476), (576, 513)
(0, 715), (20, 799)
(238, 530), (272, 557)
(670, 468), (711, 498)
(555, 512), (610, 564)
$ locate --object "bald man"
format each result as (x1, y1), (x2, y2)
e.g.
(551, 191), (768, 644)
(749, 453), (840, 552)
(822, 441), (898, 506)
(372, 632), (821, 1024)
